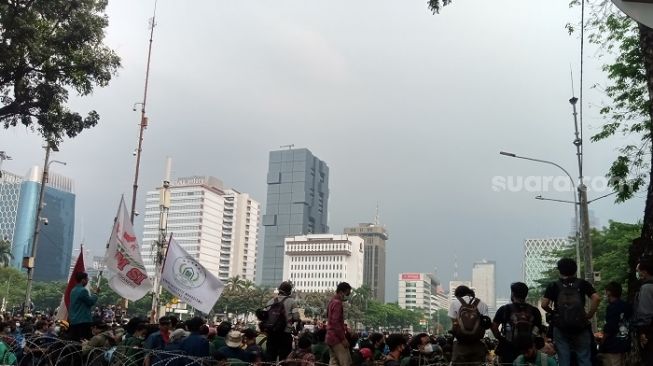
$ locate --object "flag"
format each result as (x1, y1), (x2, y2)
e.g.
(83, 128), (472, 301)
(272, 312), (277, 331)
(104, 197), (152, 301)
(160, 236), (224, 314)
(56, 248), (85, 321)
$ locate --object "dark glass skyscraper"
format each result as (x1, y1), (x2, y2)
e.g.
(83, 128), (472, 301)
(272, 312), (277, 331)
(261, 148), (329, 287)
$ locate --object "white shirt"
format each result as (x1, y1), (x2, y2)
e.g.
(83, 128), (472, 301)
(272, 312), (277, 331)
(448, 296), (489, 319)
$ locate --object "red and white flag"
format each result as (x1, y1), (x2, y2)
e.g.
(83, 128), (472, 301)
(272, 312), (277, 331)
(104, 197), (152, 301)
(56, 248), (85, 321)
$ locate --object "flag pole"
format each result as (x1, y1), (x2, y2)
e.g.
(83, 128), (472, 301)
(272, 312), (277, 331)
(151, 233), (172, 323)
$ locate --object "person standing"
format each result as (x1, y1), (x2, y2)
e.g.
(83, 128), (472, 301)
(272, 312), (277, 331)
(633, 256), (653, 366)
(68, 272), (99, 341)
(265, 281), (300, 362)
(598, 281), (631, 366)
(541, 258), (601, 366)
(448, 285), (490, 364)
(326, 282), (352, 366)
(492, 282), (543, 364)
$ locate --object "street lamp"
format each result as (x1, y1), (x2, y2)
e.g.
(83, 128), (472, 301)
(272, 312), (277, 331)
(499, 151), (582, 274)
(23, 141), (66, 315)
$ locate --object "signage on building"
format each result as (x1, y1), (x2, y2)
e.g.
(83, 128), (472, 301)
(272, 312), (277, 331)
(401, 273), (421, 281)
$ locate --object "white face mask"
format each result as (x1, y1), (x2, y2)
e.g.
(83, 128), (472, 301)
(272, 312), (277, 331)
(422, 344), (433, 354)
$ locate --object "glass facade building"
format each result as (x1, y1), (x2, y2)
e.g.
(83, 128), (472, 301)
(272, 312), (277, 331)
(10, 167), (75, 281)
(261, 148), (329, 287)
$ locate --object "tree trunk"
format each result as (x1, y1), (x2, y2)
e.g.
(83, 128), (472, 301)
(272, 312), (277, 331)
(631, 23), (653, 303)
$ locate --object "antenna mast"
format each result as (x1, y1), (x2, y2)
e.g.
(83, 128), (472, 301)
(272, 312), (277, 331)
(130, 0), (158, 224)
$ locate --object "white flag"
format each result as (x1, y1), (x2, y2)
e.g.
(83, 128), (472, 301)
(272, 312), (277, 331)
(104, 197), (152, 301)
(160, 237), (224, 314)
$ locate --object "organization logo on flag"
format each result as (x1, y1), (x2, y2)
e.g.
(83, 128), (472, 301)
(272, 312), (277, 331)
(172, 256), (207, 289)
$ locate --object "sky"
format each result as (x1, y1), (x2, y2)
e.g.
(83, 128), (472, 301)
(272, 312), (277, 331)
(0, 0), (644, 302)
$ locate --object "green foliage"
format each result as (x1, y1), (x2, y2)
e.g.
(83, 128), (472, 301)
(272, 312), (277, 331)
(0, 0), (121, 142)
(0, 239), (13, 268)
(427, 0), (452, 14)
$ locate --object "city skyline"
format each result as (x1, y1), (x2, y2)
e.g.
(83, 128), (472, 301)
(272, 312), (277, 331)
(0, 0), (643, 300)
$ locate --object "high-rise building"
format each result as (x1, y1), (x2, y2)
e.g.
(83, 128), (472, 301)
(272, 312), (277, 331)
(261, 148), (329, 287)
(398, 273), (439, 312)
(141, 176), (260, 282)
(283, 234), (364, 292)
(344, 223), (388, 302)
(0, 171), (23, 243)
(523, 237), (571, 288)
(10, 166), (75, 281)
(472, 260), (496, 312)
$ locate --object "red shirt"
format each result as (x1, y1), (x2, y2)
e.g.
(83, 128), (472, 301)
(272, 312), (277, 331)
(325, 296), (345, 346)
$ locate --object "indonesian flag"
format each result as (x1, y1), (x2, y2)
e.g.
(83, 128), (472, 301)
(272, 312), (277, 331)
(56, 248), (86, 321)
(104, 197), (152, 301)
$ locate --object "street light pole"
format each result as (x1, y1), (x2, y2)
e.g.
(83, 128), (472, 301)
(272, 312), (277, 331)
(499, 151), (582, 273)
(23, 142), (66, 315)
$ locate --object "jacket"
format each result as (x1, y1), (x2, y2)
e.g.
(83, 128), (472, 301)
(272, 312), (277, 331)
(69, 284), (98, 325)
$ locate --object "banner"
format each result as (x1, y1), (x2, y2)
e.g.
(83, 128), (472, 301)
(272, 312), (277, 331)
(104, 197), (152, 301)
(160, 237), (224, 314)
(56, 248), (85, 321)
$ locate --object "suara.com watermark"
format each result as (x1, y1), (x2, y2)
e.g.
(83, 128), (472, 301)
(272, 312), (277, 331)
(491, 175), (617, 193)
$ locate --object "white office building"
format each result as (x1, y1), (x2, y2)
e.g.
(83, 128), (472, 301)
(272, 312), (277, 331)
(523, 238), (571, 288)
(398, 273), (440, 312)
(283, 234), (364, 292)
(142, 176), (260, 282)
(472, 260), (496, 312)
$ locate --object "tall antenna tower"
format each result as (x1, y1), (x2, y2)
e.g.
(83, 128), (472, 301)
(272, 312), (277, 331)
(374, 202), (380, 225)
(453, 255), (459, 281)
(130, 0), (158, 224)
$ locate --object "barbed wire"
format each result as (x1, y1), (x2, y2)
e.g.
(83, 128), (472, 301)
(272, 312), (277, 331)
(10, 336), (543, 366)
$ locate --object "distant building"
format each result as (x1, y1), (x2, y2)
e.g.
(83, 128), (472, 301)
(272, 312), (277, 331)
(0, 171), (24, 244)
(472, 260), (496, 312)
(523, 238), (571, 289)
(10, 166), (75, 281)
(262, 148), (329, 287)
(398, 272), (440, 314)
(141, 176), (260, 282)
(283, 234), (364, 293)
(344, 223), (388, 302)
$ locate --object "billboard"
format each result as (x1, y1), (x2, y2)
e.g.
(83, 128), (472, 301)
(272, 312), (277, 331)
(401, 273), (422, 281)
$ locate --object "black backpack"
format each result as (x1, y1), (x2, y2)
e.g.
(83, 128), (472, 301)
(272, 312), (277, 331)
(505, 303), (535, 344)
(256, 296), (288, 334)
(555, 279), (587, 333)
(453, 296), (484, 343)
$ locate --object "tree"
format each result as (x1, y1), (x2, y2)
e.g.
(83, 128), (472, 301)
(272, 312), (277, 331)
(0, 239), (13, 268)
(0, 0), (121, 141)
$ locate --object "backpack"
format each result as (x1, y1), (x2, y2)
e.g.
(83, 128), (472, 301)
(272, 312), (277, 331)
(555, 279), (587, 333)
(454, 296), (484, 343)
(505, 304), (535, 344)
(256, 296), (289, 334)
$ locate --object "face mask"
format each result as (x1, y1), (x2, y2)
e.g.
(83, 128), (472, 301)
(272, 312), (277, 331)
(637, 272), (642, 280)
(422, 344), (433, 354)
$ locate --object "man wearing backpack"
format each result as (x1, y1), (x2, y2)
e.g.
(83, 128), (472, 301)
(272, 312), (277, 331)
(492, 282), (543, 364)
(541, 258), (601, 366)
(447, 285), (490, 364)
(633, 255), (653, 366)
(264, 281), (300, 362)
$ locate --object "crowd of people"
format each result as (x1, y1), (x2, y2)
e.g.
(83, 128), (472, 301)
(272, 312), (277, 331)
(0, 256), (649, 366)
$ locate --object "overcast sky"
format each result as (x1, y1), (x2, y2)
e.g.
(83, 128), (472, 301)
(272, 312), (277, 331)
(0, 0), (643, 301)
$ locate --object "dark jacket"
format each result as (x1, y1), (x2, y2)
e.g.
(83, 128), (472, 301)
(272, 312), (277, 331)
(180, 332), (209, 357)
